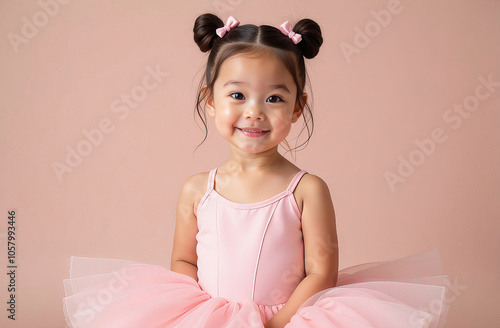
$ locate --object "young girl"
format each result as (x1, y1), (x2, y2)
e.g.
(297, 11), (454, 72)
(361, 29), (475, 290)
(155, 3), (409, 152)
(63, 13), (451, 328)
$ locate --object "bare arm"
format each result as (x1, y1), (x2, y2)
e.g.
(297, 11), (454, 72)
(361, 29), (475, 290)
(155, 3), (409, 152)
(265, 175), (339, 328)
(170, 174), (205, 281)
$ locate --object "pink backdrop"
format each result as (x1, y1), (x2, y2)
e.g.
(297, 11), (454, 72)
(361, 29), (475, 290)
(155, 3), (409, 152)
(1, 0), (499, 327)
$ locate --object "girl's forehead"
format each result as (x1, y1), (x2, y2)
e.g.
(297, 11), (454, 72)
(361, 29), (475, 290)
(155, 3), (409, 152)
(223, 50), (281, 64)
(217, 53), (293, 84)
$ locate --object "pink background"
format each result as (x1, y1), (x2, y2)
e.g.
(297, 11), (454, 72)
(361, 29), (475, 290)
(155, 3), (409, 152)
(1, 0), (499, 327)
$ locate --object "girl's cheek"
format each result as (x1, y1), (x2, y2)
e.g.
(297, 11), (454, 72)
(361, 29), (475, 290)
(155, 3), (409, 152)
(220, 107), (234, 117)
(268, 112), (293, 129)
(217, 103), (239, 118)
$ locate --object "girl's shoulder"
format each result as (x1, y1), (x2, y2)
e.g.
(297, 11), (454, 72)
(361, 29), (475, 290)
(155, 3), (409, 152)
(294, 172), (333, 213)
(296, 172), (330, 191)
(182, 171), (210, 189)
(179, 171), (211, 209)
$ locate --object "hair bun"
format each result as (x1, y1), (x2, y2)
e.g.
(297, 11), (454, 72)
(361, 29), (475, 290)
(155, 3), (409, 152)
(193, 13), (224, 53)
(293, 19), (323, 59)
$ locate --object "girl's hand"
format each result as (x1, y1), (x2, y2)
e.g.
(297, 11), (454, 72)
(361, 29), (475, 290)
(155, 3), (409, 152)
(170, 173), (207, 281)
(264, 174), (338, 328)
(264, 317), (285, 328)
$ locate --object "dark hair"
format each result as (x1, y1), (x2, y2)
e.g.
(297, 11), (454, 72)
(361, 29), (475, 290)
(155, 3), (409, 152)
(192, 13), (323, 153)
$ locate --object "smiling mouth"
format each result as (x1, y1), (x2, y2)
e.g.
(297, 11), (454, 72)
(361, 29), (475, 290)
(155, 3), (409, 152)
(238, 128), (269, 133)
(236, 127), (270, 137)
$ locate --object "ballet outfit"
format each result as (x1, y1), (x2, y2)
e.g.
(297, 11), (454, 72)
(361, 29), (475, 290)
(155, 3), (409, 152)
(62, 167), (450, 327)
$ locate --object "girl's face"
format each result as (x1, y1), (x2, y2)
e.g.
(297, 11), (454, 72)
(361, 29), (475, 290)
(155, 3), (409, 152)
(205, 52), (306, 155)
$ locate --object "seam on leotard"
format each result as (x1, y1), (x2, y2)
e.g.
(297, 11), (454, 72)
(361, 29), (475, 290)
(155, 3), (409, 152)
(251, 200), (281, 301)
(214, 198), (220, 297)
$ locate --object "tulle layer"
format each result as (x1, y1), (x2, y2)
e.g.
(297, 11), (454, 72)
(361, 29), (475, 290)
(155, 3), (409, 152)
(62, 249), (450, 328)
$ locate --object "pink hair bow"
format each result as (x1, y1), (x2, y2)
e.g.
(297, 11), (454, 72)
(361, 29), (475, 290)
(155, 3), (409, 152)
(216, 16), (240, 38)
(279, 21), (302, 44)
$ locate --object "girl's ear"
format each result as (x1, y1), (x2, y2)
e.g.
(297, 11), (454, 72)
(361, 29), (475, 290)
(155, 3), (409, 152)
(292, 93), (308, 123)
(202, 86), (216, 117)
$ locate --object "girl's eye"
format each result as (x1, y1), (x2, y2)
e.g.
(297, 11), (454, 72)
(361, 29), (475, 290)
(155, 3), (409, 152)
(229, 93), (283, 103)
(230, 93), (245, 100)
(267, 95), (283, 103)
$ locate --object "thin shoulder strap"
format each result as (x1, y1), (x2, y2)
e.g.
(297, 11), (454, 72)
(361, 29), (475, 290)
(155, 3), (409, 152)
(206, 167), (217, 192)
(286, 170), (308, 192)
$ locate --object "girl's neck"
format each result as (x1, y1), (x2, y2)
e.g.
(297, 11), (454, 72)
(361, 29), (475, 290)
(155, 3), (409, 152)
(224, 145), (285, 173)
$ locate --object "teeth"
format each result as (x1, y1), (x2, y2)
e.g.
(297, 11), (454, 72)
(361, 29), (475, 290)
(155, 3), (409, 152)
(241, 129), (265, 132)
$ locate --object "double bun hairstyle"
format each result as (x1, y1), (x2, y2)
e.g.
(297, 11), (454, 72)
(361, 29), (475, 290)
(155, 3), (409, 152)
(192, 13), (323, 152)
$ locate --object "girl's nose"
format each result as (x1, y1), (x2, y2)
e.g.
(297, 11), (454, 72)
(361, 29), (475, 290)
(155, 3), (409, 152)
(243, 103), (264, 120)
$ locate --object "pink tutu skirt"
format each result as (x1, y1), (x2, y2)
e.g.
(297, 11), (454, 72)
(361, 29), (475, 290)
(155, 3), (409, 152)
(62, 248), (450, 327)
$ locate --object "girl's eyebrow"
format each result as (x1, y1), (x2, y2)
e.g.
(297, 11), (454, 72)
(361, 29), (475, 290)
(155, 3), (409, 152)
(223, 80), (291, 94)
